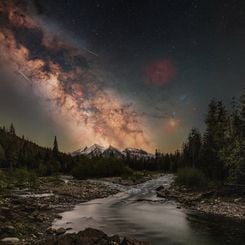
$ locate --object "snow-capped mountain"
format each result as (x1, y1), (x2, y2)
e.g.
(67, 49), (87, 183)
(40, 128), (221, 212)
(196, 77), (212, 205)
(72, 144), (155, 160)
(72, 144), (105, 158)
(102, 145), (124, 158)
(123, 147), (155, 160)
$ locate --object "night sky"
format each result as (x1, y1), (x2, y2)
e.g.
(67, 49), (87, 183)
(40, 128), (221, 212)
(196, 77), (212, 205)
(0, 0), (245, 153)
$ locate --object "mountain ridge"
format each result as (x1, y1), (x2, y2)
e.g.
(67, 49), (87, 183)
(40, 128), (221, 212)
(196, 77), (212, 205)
(72, 144), (155, 160)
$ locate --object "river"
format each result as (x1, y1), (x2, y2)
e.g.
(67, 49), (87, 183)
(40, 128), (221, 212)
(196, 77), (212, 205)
(53, 175), (245, 245)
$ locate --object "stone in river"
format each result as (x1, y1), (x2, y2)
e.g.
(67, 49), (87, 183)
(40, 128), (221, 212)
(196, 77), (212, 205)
(0, 237), (20, 244)
(121, 237), (150, 245)
(56, 228), (66, 235)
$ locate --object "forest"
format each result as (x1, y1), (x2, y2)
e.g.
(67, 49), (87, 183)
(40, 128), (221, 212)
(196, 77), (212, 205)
(0, 92), (244, 187)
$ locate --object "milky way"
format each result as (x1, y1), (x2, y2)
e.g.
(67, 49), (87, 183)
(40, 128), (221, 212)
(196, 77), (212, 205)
(0, 0), (152, 151)
(1, 0), (245, 153)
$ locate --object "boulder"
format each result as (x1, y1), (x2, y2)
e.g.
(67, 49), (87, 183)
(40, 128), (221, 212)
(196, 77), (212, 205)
(0, 237), (20, 244)
(46, 227), (56, 234)
(121, 237), (150, 245)
(56, 228), (66, 235)
(0, 215), (6, 221)
(234, 198), (242, 203)
(0, 207), (11, 217)
(155, 186), (164, 191)
(0, 226), (16, 236)
(156, 189), (170, 198)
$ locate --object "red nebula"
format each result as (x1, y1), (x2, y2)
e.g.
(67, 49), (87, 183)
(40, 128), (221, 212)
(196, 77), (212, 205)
(163, 118), (180, 134)
(145, 59), (176, 86)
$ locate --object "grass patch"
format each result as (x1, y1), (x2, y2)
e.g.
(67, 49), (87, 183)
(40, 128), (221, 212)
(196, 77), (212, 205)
(0, 168), (38, 193)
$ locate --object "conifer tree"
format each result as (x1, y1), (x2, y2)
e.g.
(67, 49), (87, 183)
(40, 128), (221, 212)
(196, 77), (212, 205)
(201, 100), (228, 180)
(187, 128), (202, 168)
(53, 136), (59, 153)
(240, 91), (245, 138)
(9, 123), (16, 135)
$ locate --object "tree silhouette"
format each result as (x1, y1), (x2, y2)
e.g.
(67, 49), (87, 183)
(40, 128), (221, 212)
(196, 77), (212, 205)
(53, 136), (59, 153)
(9, 123), (16, 135)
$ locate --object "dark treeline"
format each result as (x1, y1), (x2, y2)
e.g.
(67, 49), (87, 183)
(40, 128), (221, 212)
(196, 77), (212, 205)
(0, 125), (74, 176)
(174, 93), (245, 185)
(129, 91), (245, 185)
(0, 91), (244, 183)
(0, 125), (133, 179)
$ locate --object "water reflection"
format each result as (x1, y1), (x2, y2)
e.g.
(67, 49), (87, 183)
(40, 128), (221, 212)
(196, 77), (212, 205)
(53, 175), (245, 245)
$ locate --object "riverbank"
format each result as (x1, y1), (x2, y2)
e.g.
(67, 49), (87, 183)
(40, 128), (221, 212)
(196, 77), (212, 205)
(102, 171), (164, 186)
(0, 176), (119, 244)
(156, 181), (245, 222)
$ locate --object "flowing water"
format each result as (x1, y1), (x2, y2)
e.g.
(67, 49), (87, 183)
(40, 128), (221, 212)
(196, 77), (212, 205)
(53, 175), (245, 245)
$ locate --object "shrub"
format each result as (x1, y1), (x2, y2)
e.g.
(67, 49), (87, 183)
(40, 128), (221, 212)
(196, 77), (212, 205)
(11, 168), (38, 188)
(72, 157), (132, 179)
(0, 170), (8, 192)
(176, 167), (207, 188)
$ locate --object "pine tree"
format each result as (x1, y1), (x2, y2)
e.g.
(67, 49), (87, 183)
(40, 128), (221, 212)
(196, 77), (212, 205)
(0, 144), (6, 164)
(187, 128), (202, 168)
(240, 91), (245, 138)
(9, 123), (16, 135)
(53, 136), (59, 153)
(229, 97), (241, 138)
(201, 100), (228, 180)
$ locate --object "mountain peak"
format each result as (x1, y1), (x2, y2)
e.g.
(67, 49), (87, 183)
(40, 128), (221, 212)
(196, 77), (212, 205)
(72, 144), (155, 160)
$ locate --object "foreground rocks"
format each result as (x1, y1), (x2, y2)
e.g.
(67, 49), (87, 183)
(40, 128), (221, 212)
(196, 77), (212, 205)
(0, 177), (119, 244)
(156, 183), (245, 222)
(37, 228), (149, 245)
(1, 237), (20, 244)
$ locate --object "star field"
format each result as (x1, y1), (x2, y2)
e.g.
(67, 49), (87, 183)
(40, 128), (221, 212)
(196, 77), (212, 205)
(0, 0), (245, 152)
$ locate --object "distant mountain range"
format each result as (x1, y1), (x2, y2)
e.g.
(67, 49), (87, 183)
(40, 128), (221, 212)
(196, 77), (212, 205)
(72, 144), (155, 160)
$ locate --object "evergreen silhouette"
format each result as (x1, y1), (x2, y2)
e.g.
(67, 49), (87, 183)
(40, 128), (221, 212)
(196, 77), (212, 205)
(9, 123), (16, 136)
(53, 136), (59, 153)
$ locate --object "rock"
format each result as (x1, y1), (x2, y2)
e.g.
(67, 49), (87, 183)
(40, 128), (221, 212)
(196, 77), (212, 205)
(109, 235), (120, 244)
(193, 194), (203, 201)
(121, 237), (150, 245)
(0, 237), (20, 244)
(46, 227), (56, 234)
(0, 207), (11, 217)
(0, 226), (16, 236)
(200, 191), (215, 198)
(55, 214), (63, 219)
(155, 186), (164, 191)
(0, 215), (6, 221)
(156, 191), (165, 198)
(234, 198), (242, 203)
(156, 189), (170, 198)
(1, 207), (10, 212)
(38, 204), (51, 210)
(56, 228), (66, 235)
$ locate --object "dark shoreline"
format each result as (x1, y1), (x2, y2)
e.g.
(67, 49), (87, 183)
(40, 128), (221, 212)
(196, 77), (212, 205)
(156, 181), (245, 224)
